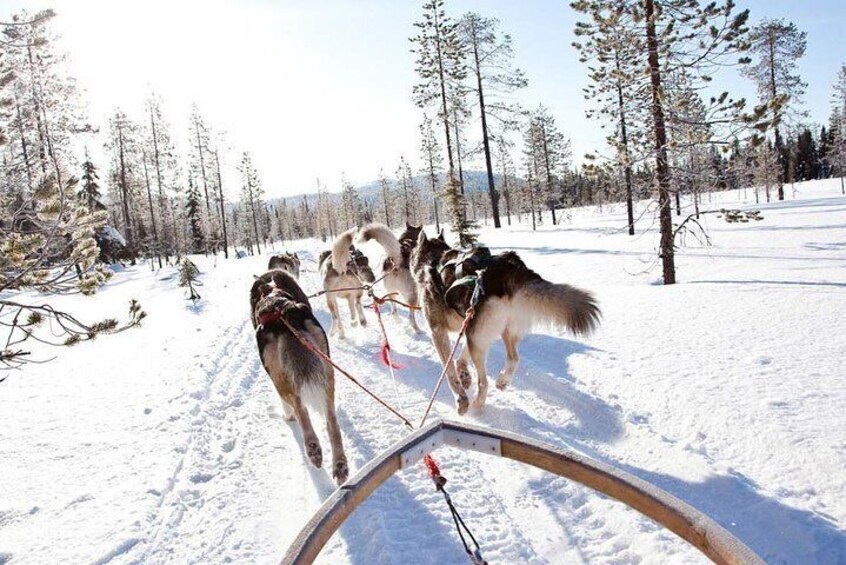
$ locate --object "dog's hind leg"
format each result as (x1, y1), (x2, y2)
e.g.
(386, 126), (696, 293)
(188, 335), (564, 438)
(467, 337), (490, 411)
(431, 328), (469, 415)
(456, 346), (473, 391)
(287, 393), (323, 469)
(409, 307), (422, 333)
(326, 295), (344, 338)
(496, 332), (520, 391)
(323, 380), (349, 485)
(355, 294), (367, 327)
(281, 400), (296, 421)
(346, 295), (360, 327)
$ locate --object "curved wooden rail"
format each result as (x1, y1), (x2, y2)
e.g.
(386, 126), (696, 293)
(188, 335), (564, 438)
(282, 419), (764, 565)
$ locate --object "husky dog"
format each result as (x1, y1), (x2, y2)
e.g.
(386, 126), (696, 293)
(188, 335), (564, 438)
(319, 228), (376, 338)
(410, 230), (600, 414)
(356, 221), (423, 332)
(250, 268), (348, 484)
(267, 252), (301, 278)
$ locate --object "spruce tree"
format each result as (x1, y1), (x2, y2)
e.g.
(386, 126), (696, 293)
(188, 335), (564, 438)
(186, 177), (204, 253)
(79, 151), (105, 212)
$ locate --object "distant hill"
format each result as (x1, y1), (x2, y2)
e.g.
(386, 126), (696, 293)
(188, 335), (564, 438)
(262, 170), (502, 209)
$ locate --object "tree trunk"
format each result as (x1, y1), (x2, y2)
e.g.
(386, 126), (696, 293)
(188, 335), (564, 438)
(471, 36), (501, 227)
(645, 0), (675, 285)
(615, 64), (635, 235)
(149, 107), (170, 263)
(117, 123), (133, 251)
(767, 31), (785, 201)
(539, 120), (558, 225)
(213, 150), (229, 259)
(142, 150), (162, 269)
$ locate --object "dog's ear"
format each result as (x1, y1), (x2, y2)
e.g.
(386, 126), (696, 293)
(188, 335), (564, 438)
(253, 274), (260, 279)
(406, 221), (412, 229)
(438, 228), (446, 242)
(418, 229), (428, 245)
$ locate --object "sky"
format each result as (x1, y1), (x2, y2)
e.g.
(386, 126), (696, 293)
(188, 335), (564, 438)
(2, 0), (845, 199)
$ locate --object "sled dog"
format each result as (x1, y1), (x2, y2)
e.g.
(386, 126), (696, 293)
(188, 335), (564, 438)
(250, 268), (348, 484)
(356, 221), (422, 332)
(267, 252), (301, 278)
(318, 228), (376, 338)
(410, 230), (600, 414)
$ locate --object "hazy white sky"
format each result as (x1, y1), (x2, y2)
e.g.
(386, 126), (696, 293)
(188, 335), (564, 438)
(2, 0), (844, 198)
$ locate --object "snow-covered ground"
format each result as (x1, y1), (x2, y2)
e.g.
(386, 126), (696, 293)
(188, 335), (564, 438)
(2, 180), (844, 564)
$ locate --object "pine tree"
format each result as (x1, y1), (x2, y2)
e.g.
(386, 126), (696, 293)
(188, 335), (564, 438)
(741, 18), (807, 201)
(105, 109), (141, 259)
(603, 0), (754, 285)
(144, 93), (180, 261)
(829, 63), (846, 194)
(419, 115), (443, 231)
(0, 13), (144, 368)
(377, 168), (394, 227)
(572, 1), (645, 234)
(178, 258), (201, 300)
(238, 152), (264, 255)
(523, 106), (571, 225)
(212, 144), (230, 257)
(411, 0), (469, 239)
(459, 12), (527, 229)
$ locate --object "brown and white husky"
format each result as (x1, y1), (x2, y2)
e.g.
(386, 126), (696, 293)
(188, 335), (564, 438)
(410, 230), (600, 414)
(250, 268), (349, 484)
(356, 221), (422, 332)
(319, 228), (376, 338)
(267, 252), (301, 278)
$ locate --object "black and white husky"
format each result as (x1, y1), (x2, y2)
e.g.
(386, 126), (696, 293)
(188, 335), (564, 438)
(318, 228), (376, 338)
(356, 222), (423, 332)
(250, 268), (348, 484)
(410, 230), (601, 414)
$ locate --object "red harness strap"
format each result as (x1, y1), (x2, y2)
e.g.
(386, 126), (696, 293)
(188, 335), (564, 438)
(257, 309), (283, 327)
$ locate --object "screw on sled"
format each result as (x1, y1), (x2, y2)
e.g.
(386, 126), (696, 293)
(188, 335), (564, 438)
(281, 419), (764, 565)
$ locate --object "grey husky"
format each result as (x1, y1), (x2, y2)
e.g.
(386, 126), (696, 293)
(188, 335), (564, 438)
(356, 221), (423, 332)
(318, 228), (376, 338)
(410, 230), (600, 414)
(250, 268), (348, 484)
(267, 252), (301, 279)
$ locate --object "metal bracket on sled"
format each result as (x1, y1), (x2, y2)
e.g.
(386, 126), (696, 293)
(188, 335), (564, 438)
(400, 428), (502, 469)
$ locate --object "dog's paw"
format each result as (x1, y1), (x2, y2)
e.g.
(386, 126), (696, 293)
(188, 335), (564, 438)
(333, 459), (349, 485)
(496, 372), (511, 391)
(471, 391), (487, 411)
(358, 317), (367, 327)
(306, 439), (323, 468)
(458, 368), (473, 390)
(456, 395), (469, 416)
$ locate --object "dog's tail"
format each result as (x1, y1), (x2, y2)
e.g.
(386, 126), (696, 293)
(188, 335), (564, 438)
(331, 228), (357, 273)
(357, 223), (402, 264)
(515, 279), (600, 336)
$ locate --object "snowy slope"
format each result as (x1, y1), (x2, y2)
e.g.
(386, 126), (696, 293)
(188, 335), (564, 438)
(1, 180), (844, 564)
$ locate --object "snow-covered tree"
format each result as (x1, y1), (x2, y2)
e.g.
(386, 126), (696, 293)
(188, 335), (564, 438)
(238, 152), (264, 255)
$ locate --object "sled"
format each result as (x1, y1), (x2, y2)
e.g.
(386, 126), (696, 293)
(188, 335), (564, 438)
(282, 419), (764, 565)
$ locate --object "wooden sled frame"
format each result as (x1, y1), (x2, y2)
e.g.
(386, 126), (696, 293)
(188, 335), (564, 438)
(282, 419), (764, 564)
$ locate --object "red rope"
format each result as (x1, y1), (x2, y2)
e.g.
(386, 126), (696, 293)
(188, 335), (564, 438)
(263, 311), (413, 429)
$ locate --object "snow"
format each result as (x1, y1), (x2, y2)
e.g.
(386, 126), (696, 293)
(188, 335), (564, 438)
(2, 179), (845, 564)
(100, 225), (127, 247)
